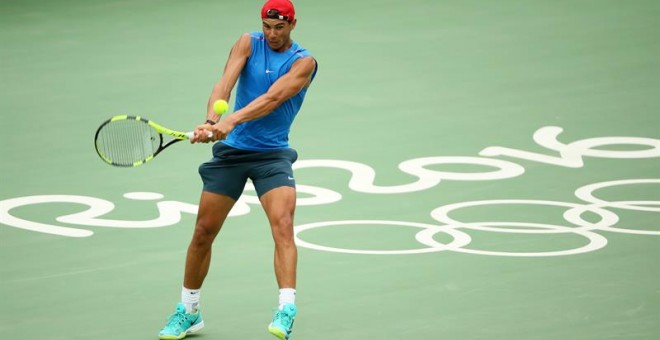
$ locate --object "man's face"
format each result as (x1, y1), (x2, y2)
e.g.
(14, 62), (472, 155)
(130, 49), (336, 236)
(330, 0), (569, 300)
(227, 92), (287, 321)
(262, 18), (295, 52)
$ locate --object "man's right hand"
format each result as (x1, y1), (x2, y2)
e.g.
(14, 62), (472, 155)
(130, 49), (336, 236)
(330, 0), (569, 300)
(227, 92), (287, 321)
(190, 123), (215, 143)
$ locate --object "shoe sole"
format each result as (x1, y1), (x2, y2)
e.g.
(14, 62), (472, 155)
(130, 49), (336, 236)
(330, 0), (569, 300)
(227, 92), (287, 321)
(158, 321), (205, 340)
(268, 324), (289, 340)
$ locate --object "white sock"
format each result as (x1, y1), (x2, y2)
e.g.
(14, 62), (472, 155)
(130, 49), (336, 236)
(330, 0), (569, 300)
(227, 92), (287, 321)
(278, 288), (296, 310)
(182, 287), (200, 313)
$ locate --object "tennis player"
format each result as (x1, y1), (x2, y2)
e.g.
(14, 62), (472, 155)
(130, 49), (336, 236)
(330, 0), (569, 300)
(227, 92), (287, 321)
(158, 0), (317, 339)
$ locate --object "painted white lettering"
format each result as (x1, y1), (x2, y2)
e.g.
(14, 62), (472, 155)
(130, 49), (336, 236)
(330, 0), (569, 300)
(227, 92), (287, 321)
(480, 126), (660, 167)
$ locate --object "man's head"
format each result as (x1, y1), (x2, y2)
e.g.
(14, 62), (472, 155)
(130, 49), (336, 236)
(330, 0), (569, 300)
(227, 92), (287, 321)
(261, 0), (296, 52)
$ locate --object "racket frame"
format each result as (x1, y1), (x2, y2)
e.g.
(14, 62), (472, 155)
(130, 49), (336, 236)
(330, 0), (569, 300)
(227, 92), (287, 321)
(94, 115), (194, 167)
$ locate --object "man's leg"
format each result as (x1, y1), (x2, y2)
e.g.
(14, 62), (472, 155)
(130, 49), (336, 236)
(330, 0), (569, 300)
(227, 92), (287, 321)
(159, 191), (236, 340)
(260, 186), (298, 340)
(260, 186), (297, 290)
(184, 191), (237, 289)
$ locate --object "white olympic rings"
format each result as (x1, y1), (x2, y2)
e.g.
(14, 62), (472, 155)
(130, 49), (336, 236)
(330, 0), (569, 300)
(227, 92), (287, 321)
(294, 179), (659, 257)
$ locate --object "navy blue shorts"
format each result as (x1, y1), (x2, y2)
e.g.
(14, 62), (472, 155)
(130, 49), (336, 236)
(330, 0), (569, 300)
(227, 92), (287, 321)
(198, 143), (298, 201)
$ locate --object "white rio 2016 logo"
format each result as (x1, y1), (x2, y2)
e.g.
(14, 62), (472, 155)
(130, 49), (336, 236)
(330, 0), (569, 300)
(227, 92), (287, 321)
(1, 126), (658, 257)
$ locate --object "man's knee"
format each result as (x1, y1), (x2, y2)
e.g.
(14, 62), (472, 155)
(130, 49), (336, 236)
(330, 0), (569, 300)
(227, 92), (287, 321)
(191, 222), (220, 248)
(271, 216), (294, 244)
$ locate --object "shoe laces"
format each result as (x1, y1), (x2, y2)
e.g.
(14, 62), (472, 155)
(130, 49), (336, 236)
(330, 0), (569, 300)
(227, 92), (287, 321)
(275, 310), (292, 327)
(166, 310), (188, 328)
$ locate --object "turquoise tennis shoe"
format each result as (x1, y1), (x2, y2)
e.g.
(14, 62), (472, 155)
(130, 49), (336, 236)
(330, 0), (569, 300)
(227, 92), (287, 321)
(158, 303), (204, 340)
(268, 303), (297, 339)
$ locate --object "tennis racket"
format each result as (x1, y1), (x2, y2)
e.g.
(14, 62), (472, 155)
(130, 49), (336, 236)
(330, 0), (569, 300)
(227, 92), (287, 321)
(94, 115), (211, 167)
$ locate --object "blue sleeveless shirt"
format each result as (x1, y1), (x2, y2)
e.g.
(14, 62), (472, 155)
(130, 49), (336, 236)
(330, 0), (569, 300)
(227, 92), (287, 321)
(222, 32), (317, 151)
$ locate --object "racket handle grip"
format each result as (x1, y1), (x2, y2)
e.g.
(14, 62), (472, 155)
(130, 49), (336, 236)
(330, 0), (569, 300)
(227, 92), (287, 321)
(185, 131), (214, 139)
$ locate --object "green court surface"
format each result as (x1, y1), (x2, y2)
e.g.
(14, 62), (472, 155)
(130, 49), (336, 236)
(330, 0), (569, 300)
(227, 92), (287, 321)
(1, 1), (659, 339)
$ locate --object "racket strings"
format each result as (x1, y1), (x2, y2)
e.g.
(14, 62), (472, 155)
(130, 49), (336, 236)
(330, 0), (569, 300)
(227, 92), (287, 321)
(96, 119), (160, 166)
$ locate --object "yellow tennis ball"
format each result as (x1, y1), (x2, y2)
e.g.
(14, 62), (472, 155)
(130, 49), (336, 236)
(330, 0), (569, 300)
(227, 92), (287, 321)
(213, 99), (229, 115)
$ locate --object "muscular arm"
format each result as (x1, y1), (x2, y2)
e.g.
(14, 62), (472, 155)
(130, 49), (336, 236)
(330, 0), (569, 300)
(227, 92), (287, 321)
(191, 34), (250, 143)
(211, 56), (317, 140)
(205, 33), (251, 122)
